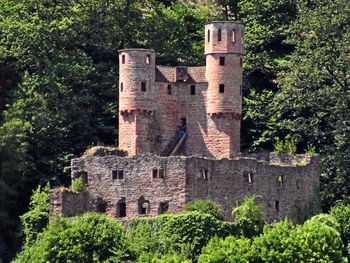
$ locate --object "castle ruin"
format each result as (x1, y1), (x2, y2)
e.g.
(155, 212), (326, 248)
(50, 21), (320, 223)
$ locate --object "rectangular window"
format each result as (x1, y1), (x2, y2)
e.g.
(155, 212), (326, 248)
(141, 81), (146, 92)
(122, 54), (125, 64)
(278, 175), (284, 186)
(152, 169), (158, 179)
(190, 85), (196, 95)
(220, 56), (225, 65)
(219, 84), (225, 93)
(202, 169), (209, 180)
(274, 200), (280, 212)
(159, 168), (164, 179)
(112, 170), (124, 180)
(232, 30), (236, 43)
(218, 28), (222, 41)
(120, 82), (123, 92)
(207, 29), (210, 42)
(167, 84), (172, 94)
(145, 54), (150, 64)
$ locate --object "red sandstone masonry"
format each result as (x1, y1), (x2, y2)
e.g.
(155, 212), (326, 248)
(118, 22), (244, 158)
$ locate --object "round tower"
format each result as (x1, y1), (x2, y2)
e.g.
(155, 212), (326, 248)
(118, 49), (156, 156)
(205, 21), (244, 115)
(119, 49), (156, 113)
(204, 21), (244, 156)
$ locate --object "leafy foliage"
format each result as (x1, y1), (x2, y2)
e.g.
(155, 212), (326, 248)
(231, 195), (265, 238)
(127, 212), (234, 261)
(184, 199), (224, 220)
(14, 213), (129, 263)
(20, 184), (50, 247)
(70, 177), (86, 192)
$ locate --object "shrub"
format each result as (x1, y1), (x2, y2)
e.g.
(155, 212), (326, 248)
(138, 252), (192, 263)
(70, 177), (86, 192)
(127, 212), (235, 261)
(14, 213), (129, 263)
(231, 195), (265, 238)
(20, 184), (50, 247)
(184, 199), (224, 220)
(331, 202), (350, 247)
(198, 236), (254, 263)
(274, 134), (297, 154)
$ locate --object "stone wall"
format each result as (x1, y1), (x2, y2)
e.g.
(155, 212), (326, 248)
(58, 152), (320, 223)
(50, 189), (90, 217)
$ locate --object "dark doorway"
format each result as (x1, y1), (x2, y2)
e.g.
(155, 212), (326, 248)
(181, 118), (186, 127)
(117, 198), (126, 218)
(96, 198), (107, 213)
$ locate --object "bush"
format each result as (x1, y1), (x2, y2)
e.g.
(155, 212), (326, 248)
(274, 134), (297, 154)
(70, 177), (86, 192)
(198, 236), (254, 263)
(331, 202), (350, 247)
(14, 213), (129, 263)
(184, 199), (224, 220)
(127, 212), (235, 261)
(231, 195), (265, 238)
(138, 252), (192, 263)
(20, 184), (50, 247)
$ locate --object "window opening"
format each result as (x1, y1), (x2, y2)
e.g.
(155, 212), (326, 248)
(219, 84), (225, 93)
(138, 196), (149, 215)
(152, 169), (158, 179)
(207, 29), (210, 42)
(122, 54), (125, 64)
(243, 171), (253, 184)
(202, 169), (209, 180)
(274, 200), (280, 212)
(77, 171), (88, 185)
(232, 29), (236, 42)
(167, 84), (172, 94)
(141, 81), (146, 92)
(220, 56), (225, 65)
(96, 198), (107, 213)
(218, 28), (222, 41)
(116, 198), (126, 218)
(190, 85), (196, 95)
(278, 175), (284, 186)
(112, 170), (124, 180)
(159, 168), (164, 179)
(120, 82), (123, 92)
(159, 202), (169, 214)
(145, 54), (150, 64)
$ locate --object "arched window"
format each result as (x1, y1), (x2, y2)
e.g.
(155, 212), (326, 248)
(218, 28), (222, 41)
(207, 29), (210, 42)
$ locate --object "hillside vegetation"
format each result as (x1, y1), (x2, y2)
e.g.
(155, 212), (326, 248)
(0, 0), (349, 260)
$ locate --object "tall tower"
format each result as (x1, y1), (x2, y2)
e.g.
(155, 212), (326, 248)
(118, 49), (156, 156)
(205, 21), (244, 157)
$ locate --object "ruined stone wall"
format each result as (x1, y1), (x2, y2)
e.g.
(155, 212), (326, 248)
(64, 152), (320, 223)
(185, 154), (320, 223)
(71, 154), (188, 219)
(50, 189), (90, 217)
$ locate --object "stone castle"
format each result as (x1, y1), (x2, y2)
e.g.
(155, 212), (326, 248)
(50, 21), (320, 222)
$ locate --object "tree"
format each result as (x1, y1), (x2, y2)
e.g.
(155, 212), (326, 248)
(14, 213), (129, 263)
(20, 184), (50, 247)
(276, 0), (350, 209)
(231, 195), (265, 238)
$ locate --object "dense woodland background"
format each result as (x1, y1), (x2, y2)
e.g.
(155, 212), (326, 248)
(0, 0), (349, 260)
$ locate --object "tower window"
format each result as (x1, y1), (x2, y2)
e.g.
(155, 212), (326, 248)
(207, 29), (210, 42)
(152, 168), (165, 179)
(243, 171), (253, 184)
(218, 28), (222, 41)
(202, 169), (209, 180)
(112, 170), (124, 180)
(145, 54), (150, 64)
(232, 30), (236, 42)
(190, 85), (196, 95)
(141, 81), (146, 92)
(120, 82), (123, 92)
(278, 175), (284, 186)
(220, 56), (225, 65)
(219, 84), (225, 93)
(121, 54), (125, 64)
(167, 84), (172, 94)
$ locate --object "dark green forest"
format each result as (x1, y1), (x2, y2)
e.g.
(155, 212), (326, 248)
(0, 0), (349, 261)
